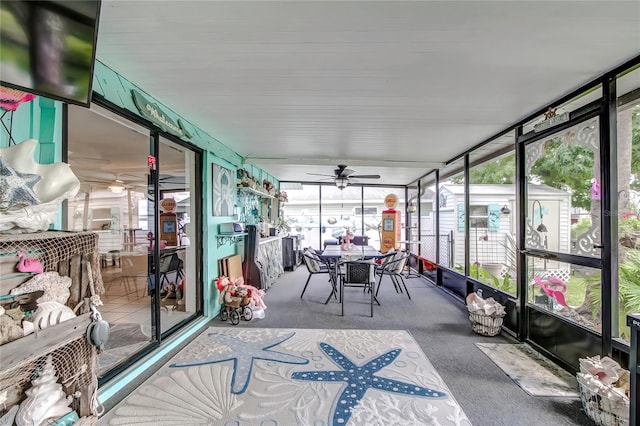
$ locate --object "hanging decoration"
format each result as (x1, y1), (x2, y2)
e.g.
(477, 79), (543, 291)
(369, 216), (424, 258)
(0, 86), (36, 146)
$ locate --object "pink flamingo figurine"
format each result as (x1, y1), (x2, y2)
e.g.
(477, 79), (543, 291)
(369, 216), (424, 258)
(533, 276), (568, 307)
(16, 251), (44, 274)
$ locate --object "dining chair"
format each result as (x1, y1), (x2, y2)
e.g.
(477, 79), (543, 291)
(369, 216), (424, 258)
(340, 260), (377, 317)
(158, 253), (184, 289)
(375, 252), (411, 300)
(352, 235), (369, 246)
(300, 249), (332, 299)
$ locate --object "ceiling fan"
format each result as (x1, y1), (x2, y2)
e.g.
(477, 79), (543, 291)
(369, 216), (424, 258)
(307, 165), (380, 189)
(80, 173), (147, 193)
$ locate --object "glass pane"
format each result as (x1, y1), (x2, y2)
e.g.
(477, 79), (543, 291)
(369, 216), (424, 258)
(419, 176), (436, 265)
(616, 65), (640, 343)
(157, 138), (199, 334)
(362, 187), (405, 252)
(66, 104), (153, 376)
(280, 184), (321, 250)
(439, 161), (465, 269)
(321, 185), (359, 247)
(525, 118), (601, 257)
(469, 149), (517, 294)
(527, 256), (601, 332)
(406, 182), (419, 255)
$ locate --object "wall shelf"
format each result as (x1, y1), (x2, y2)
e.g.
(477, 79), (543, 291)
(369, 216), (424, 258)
(238, 187), (275, 199)
(216, 233), (247, 248)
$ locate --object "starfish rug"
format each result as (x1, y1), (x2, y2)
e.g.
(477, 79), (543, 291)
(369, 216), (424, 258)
(101, 328), (470, 425)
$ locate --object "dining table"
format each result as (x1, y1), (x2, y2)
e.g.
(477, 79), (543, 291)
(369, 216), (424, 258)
(320, 245), (384, 304)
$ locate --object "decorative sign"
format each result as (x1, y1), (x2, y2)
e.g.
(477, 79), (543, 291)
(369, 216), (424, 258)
(147, 155), (156, 170)
(131, 89), (193, 139)
(160, 198), (177, 212)
(534, 111), (569, 133)
(384, 193), (399, 209)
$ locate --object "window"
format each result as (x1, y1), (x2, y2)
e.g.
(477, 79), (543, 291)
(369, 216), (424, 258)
(469, 205), (488, 228)
(354, 207), (378, 216)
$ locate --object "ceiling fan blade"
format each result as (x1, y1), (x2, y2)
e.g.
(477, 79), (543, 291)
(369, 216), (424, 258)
(349, 174), (380, 179)
(306, 172), (335, 177)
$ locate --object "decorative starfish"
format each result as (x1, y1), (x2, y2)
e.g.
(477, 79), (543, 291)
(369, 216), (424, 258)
(0, 156), (41, 210)
(170, 331), (308, 394)
(292, 343), (447, 425)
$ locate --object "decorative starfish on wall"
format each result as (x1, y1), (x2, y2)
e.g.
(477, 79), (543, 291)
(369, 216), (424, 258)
(0, 156), (41, 210)
(292, 342), (447, 425)
(169, 331), (308, 394)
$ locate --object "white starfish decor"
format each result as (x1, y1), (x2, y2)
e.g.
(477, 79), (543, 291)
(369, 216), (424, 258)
(0, 139), (80, 233)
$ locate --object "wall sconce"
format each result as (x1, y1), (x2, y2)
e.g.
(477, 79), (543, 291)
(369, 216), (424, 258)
(500, 205), (511, 215)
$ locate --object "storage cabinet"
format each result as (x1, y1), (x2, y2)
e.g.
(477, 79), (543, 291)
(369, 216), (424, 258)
(282, 236), (301, 271)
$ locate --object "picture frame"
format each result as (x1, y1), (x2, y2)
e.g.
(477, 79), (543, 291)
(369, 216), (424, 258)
(212, 163), (235, 216)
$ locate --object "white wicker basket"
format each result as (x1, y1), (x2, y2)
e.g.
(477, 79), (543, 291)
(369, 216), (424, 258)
(468, 311), (505, 336)
(578, 382), (629, 426)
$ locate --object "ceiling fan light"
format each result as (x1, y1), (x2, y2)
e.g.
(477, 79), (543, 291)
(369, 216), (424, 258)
(108, 183), (125, 193)
(335, 178), (348, 190)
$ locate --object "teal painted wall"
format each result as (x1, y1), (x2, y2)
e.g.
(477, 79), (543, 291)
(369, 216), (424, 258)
(91, 60), (278, 318)
(0, 97), (63, 164)
(2, 60), (278, 318)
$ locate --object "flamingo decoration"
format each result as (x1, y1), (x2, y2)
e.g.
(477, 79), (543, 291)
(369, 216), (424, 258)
(533, 276), (568, 307)
(16, 251), (44, 274)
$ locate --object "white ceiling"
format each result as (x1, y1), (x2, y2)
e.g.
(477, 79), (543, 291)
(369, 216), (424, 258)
(95, 0), (640, 186)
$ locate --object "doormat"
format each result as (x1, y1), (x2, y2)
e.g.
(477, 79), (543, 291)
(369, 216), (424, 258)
(102, 328), (470, 425)
(475, 342), (579, 398)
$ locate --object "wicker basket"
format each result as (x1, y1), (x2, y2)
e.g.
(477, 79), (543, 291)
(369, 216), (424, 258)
(468, 311), (505, 336)
(225, 295), (251, 309)
(578, 382), (629, 426)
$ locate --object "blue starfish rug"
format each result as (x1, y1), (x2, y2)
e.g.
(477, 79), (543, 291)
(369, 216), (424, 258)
(101, 328), (470, 425)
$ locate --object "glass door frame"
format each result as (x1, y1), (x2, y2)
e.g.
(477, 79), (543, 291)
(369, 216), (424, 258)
(516, 96), (613, 357)
(154, 133), (204, 339)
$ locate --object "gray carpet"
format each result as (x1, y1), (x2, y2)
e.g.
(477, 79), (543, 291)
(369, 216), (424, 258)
(102, 267), (594, 425)
(208, 267), (593, 426)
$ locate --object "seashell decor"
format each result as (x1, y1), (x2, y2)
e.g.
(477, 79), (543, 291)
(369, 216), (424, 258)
(15, 355), (74, 426)
(0, 139), (80, 234)
(10, 272), (72, 305)
(31, 301), (76, 330)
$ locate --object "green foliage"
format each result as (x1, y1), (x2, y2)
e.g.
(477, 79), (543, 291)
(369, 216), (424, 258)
(466, 264), (516, 294)
(629, 108), (640, 191)
(530, 139), (594, 210)
(571, 218), (592, 240)
(619, 217), (640, 236)
(469, 154), (516, 184)
(588, 252), (640, 339)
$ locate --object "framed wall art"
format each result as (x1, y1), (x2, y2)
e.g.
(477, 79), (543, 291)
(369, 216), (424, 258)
(212, 163), (235, 216)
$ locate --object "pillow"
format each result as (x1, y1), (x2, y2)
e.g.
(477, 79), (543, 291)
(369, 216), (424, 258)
(303, 250), (320, 273)
(0, 156), (41, 210)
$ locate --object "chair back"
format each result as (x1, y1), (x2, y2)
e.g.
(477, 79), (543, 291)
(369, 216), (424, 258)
(391, 253), (410, 274)
(159, 253), (182, 273)
(343, 261), (374, 284)
(302, 250), (321, 273)
(352, 235), (369, 246)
